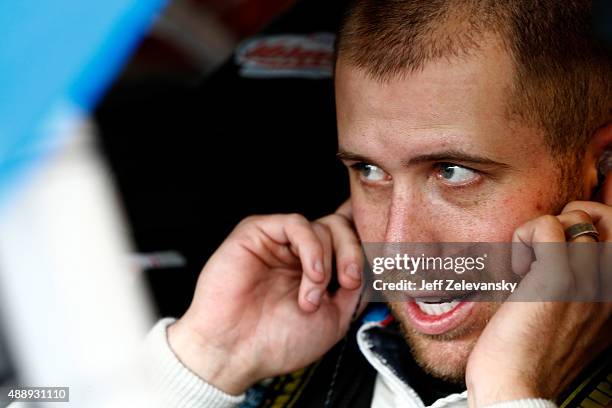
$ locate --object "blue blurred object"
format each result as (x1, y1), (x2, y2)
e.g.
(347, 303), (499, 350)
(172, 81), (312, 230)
(362, 304), (391, 324)
(0, 0), (167, 203)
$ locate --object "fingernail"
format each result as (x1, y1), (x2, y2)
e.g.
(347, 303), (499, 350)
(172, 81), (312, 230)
(314, 260), (324, 278)
(306, 289), (322, 306)
(346, 263), (361, 281)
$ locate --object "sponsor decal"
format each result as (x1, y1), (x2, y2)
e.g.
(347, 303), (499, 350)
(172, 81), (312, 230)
(235, 32), (335, 79)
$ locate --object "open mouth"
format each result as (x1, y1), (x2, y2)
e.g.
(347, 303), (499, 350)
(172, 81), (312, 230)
(404, 294), (475, 335)
(414, 299), (461, 316)
(413, 292), (473, 315)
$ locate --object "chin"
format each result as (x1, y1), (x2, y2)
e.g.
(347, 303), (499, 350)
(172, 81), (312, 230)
(389, 301), (500, 384)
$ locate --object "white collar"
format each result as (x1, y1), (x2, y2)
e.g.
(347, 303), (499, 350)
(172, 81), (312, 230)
(356, 319), (468, 408)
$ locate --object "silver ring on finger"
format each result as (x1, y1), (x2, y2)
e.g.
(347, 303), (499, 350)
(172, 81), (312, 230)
(564, 222), (599, 242)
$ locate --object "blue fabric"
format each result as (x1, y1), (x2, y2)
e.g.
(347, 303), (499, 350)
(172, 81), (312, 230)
(362, 304), (391, 323)
(0, 0), (167, 205)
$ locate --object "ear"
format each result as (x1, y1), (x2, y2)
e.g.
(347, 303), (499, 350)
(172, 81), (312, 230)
(587, 122), (612, 205)
(599, 170), (612, 205)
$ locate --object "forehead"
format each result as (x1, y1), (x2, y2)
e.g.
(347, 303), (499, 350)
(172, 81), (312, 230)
(335, 38), (514, 129)
(333, 39), (544, 163)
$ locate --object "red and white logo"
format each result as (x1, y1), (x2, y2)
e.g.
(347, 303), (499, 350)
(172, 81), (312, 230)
(235, 33), (335, 79)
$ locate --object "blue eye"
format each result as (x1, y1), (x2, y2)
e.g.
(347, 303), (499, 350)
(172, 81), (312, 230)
(436, 163), (478, 185)
(351, 163), (389, 183)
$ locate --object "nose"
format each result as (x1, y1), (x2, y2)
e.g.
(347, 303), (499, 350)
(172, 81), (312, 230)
(383, 185), (435, 243)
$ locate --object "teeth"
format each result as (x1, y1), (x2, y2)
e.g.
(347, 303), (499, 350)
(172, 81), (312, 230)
(415, 300), (460, 316)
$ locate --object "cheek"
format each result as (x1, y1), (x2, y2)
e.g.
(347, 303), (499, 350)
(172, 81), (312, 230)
(351, 176), (561, 243)
(352, 194), (388, 242)
(454, 193), (557, 242)
(352, 193), (539, 242)
(423, 190), (557, 242)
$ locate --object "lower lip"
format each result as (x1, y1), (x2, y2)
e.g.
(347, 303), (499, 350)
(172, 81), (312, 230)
(404, 300), (474, 335)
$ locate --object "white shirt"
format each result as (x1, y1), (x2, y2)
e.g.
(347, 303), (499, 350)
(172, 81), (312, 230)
(144, 318), (557, 408)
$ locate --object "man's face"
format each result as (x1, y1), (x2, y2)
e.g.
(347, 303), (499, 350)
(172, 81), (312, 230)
(335, 40), (574, 381)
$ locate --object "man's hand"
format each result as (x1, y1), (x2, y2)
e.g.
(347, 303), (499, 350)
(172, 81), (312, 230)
(167, 205), (363, 395)
(466, 201), (612, 406)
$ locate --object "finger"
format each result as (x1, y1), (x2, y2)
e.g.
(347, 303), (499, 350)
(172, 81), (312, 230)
(563, 201), (612, 298)
(557, 209), (596, 242)
(248, 214), (327, 302)
(335, 199), (353, 220)
(512, 214), (567, 270)
(563, 201), (612, 241)
(511, 215), (570, 300)
(297, 223), (334, 312)
(317, 214), (363, 290)
(258, 214), (325, 282)
(312, 223), (333, 284)
(557, 210), (599, 300)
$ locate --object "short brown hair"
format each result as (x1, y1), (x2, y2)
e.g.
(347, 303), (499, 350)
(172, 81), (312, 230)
(336, 0), (612, 159)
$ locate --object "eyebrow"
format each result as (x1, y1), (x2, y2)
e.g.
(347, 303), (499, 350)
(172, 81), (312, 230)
(336, 149), (510, 168)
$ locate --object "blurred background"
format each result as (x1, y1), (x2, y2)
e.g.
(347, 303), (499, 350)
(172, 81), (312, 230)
(95, 0), (351, 319)
(0, 1), (351, 403)
(115, 0), (296, 80)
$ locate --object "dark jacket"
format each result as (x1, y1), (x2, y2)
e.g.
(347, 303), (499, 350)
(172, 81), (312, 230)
(240, 305), (612, 408)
